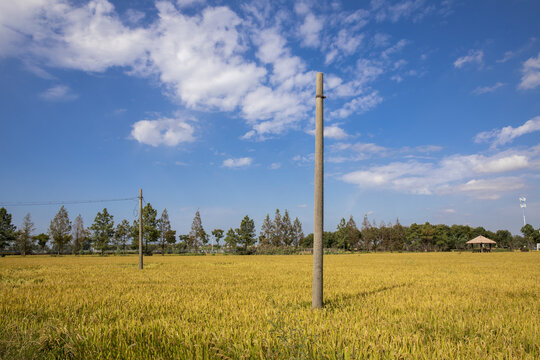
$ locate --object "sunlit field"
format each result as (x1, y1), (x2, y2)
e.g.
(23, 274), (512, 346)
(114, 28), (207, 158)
(1, 253), (539, 359)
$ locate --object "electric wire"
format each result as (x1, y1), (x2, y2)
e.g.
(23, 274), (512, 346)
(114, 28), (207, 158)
(0, 197), (139, 207)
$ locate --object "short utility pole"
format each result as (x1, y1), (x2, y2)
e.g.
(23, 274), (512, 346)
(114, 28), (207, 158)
(139, 188), (143, 270)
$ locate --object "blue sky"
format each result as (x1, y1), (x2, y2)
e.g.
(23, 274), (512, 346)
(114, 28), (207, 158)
(1, 0), (539, 237)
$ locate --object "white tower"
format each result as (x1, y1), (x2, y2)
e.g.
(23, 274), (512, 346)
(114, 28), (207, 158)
(519, 197), (527, 226)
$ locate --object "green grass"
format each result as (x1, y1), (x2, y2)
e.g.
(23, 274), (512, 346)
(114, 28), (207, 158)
(1, 253), (539, 359)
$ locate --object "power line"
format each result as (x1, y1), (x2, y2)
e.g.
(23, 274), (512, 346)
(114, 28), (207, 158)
(0, 197), (139, 207)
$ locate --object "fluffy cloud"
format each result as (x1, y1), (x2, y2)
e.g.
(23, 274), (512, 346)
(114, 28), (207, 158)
(518, 52), (540, 90)
(0, 0), (438, 141)
(474, 116), (540, 147)
(222, 157), (253, 168)
(340, 148), (534, 199)
(307, 125), (349, 140)
(295, 3), (323, 48)
(39, 85), (78, 101)
(450, 177), (524, 200)
(131, 118), (195, 146)
(454, 50), (483, 68)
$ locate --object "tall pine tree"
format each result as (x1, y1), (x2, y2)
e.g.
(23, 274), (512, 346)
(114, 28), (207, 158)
(90, 208), (114, 255)
(49, 206), (72, 255)
(0, 207), (16, 251)
(189, 210), (208, 249)
(158, 209), (172, 255)
(259, 213), (273, 246)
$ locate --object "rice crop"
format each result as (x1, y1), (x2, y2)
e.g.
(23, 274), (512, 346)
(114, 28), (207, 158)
(0, 252), (538, 359)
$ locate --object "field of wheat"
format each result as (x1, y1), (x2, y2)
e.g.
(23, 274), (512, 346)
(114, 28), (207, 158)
(0, 252), (538, 359)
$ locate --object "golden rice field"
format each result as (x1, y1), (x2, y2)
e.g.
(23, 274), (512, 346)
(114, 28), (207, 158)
(1, 253), (539, 359)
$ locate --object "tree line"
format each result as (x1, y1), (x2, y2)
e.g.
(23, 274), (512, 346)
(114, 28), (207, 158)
(0, 206), (538, 256)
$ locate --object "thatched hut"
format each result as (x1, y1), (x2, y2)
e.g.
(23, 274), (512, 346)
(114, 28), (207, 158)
(466, 236), (496, 252)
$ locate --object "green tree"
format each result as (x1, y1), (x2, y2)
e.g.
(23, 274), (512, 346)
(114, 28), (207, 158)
(236, 215), (256, 252)
(301, 232), (335, 249)
(521, 224), (539, 250)
(72, 214), (87, 255)
(224, 228), (238, 249)
(281, 210), (294, 246)
(164, 230), (176, 253)
(114, 219), (132, 254)
(0, 207), (16, 251)
(360, 215), (373, 251)
(259, 214), (273, 247)
(90, 208), (114, 255)
(189, 210), (208, 250)
(494, 229), (513, 249)
(49, 206), (72, 255)
(335, 218), (348, 250)
(158, 209), (172, 255)
(178, 234), (190, 251)
(421, 222), (434, 251)
(434, 224), (450, 251)
(292, 217), (304, 247)
(271, 209), (283, 247)
(212, 229), (224, 247)
(132, 203), (160, 254)
(34, 233), (49, 253)
(17, 213), (35, 256)
(391, 218), (405, 251)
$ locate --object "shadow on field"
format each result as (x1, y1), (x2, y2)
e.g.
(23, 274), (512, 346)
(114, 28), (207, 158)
(323, 283), (412, 310)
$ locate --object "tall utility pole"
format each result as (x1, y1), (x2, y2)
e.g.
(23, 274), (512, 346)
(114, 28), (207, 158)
(520, 197), (527, 226)
(139, 188), (143, 270)
(313, 72), (325, 309)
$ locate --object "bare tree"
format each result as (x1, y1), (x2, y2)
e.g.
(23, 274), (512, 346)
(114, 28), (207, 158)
(72, 214), (87, 255)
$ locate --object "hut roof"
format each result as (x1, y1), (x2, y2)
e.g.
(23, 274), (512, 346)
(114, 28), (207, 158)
(466, 235), (496, 244)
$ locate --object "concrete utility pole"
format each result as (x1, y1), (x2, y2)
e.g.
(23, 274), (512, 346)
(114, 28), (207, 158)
(139, 188), (143, 270)
(313, 72), (325, 309)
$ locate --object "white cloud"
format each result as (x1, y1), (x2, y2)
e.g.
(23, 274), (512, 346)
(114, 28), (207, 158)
(270, 162), (281, 170)
(325, 29), (364, 64)
(39, 85), (78, 101)
(373, 0), (428, 23)
(131, 118), (195, 146)
(340, 146), (534, 199)
(125, 9), (145, 24)
(473, 155), (529, 173)
(149, 4), (266, 111)
(295, 4), (323, 48)
(307, 125), (349, 140)
(442, 208), (455, 213)
(342, 161), (432, 192)
(518, 52), (540, 90)
(331, 91), (383, 119)
(0, 0), (430, 141)
(451, 177), (524, 200)
(381, 39), (408, 59)
(454, 50), (483, 68)
(292, 153), (315, 165)
(472, 82), (505, 95)
(474, 116), (540, 147)
(222, 157), (253, 168)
